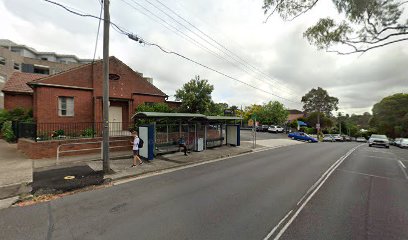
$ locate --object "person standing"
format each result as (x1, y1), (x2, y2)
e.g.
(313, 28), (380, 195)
(130, 130), (143, 167)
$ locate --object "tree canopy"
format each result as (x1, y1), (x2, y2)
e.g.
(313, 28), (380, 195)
(301, 87), (339, 117)
(175, 75), (214, 114)
(263, 0), (408, 54)
(135, 102), (173, 113)
(370, 93), (408, 138)
(243, 101), (288, 125)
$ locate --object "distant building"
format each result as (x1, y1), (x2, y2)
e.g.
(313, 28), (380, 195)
(2, 56), (169, 124)
(0, 39), (92, 108)
(287, 109), (304, 122)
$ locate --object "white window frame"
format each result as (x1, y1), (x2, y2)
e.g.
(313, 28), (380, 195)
(0, 75), (5, 83)
(0, 92), (4, 97)
(58, 97), (74, 117)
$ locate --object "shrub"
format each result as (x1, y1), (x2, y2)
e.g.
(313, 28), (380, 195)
(51, 129), (65, 138)
(81, 128), (95, 137)
(1, 121), (16, 142)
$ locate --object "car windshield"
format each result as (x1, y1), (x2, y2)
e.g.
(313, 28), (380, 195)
(371, 135), (387, 139)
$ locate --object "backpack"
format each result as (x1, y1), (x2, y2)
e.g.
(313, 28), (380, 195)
(138, 138), (144, 148)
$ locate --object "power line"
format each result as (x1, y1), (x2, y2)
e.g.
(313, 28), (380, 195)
(128, 0), (296, 97)
(92, 0), (103, 62)
(43, 0), (301, 105)
(153, 0), (296, 95)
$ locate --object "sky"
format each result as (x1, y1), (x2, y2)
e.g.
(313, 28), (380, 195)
(1, 0), (407, 115)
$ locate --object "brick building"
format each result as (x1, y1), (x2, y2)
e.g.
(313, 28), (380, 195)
(287, 109), (305, 122)
(2, 56), (168, 125)
(0, 39), (91, 108)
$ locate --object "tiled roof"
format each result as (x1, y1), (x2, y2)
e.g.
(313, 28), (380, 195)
(2, 72), (45, 93)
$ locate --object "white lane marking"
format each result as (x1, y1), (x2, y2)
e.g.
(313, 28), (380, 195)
(398, 161), (408, 180)
(263, 210), (293, 240)
(336, 168), (400, 181)
(264, 144), (364, 240)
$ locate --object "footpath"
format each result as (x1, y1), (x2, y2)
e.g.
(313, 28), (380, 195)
(0, 138), (303, 208)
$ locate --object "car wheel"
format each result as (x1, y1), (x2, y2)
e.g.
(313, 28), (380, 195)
(291, 137), (295, 140)
(369, 144), (372, 147)
(386, 146), (390, 149)
(308, 140), (312, 143)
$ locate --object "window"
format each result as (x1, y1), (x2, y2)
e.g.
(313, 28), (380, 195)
(58, 97), (74, 116)
(41, 57), (48, 61)
(0, 92), (4, 97)
(0, 57), (5, 65)
(14, 63), (20, 70)
(0, 75), (5, 83)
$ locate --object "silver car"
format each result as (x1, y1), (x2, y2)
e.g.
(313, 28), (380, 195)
(323, 134), (335, 142)
(368, 134), (390, 148)
(400, 138), (408, 148)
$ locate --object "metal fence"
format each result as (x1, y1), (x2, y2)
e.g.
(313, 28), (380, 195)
(14, 122), (133, 141)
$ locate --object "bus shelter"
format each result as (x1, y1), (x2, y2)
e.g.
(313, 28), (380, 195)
(132, 112), (242, 160)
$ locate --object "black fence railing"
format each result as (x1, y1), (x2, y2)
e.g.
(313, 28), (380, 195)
(14, 122), (134, 141)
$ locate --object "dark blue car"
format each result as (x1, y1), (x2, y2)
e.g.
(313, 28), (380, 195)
(288, 132), (318, 143)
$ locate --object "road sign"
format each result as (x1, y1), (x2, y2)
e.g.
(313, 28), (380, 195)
(316, 123), (320, 129)
(248, 119), (254, 126)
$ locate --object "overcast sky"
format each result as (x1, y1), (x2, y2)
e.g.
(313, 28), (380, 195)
(1, 0), (407, 114)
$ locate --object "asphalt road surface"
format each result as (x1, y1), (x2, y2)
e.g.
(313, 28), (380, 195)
(1, 142), (407, 240)
(240, 129), (288, 141)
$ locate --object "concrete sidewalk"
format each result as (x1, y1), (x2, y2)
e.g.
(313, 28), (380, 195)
(0, 139), (32, 206)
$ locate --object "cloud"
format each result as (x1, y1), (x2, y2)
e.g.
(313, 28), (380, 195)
(1, 0), (406, 115)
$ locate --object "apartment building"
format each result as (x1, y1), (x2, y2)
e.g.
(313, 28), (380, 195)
(0, 39), (92, 108)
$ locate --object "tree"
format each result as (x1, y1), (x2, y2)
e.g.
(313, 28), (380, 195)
(370, 93), (408, 138)
(305, 112), (333, 130)
(207, 102), (229, 116)
(259, 101), (289, 125)
(301, 87), (339, 133)
(135, 102), (173, 113)
(262, 0), (408, 54)
(175, 75), (214, 113)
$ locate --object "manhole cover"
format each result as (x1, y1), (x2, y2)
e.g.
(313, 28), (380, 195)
(64, 176), (76, 180)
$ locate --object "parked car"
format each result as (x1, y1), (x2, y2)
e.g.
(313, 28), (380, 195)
(333, 134), (344, 142)
(399, 138), (408, 148)
(368, 134), (390, 148)
(288, 132), (318, 143)
(322, 134), (335, 142)
(395, 138), (402, 147)
(356, 137), (367, 142)
(255, 125), (263, 131)
(268, 125), (284, 133)
(261, 125), (269, 132)
(343, 135), (352, 142)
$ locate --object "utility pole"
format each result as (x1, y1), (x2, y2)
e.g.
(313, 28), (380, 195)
(102, 0), (110, 174)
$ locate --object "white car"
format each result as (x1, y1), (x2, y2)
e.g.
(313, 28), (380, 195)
(356, 137), (367, 142)
(368, 134), (390, 148)
(399, 138), (408, 148)
(268, 125), (284, 133)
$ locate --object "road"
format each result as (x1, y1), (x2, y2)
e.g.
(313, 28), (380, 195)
(240, 129), (288, 141)
(1, 142), (407, 240)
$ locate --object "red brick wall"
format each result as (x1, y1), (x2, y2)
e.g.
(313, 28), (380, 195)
(4, 93), (33, 110)
(18, 136), (132, 159)
(34, 86), (93, 123)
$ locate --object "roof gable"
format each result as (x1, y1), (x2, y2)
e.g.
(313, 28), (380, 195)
(28, 56), (167, 97)
(2, 72), (45, 94)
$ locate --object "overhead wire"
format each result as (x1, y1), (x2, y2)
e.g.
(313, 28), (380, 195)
(92, 0), (103, 62)
(152, 0), (296, 95)
(126, 0), (296, 97)
(43, 0), (301, 105)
